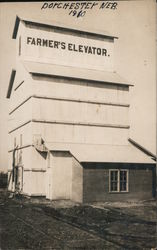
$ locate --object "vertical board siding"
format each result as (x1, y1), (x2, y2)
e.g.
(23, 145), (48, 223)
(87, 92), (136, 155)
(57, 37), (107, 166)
(32, 78), (129, 105)
(72, 157), (83, 203)
(32, 98), (129, 126)
(50, 152), (73, 200)
(9, 99), (32, 132)
(32, 123), (129, 146)
(8, 122), (32, 150)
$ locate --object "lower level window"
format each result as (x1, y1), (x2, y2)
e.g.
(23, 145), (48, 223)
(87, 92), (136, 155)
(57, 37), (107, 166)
(109, 170), (128, 192)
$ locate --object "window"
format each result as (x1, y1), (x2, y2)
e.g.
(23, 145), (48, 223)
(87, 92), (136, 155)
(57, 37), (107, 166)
(109, 170), (128, 192)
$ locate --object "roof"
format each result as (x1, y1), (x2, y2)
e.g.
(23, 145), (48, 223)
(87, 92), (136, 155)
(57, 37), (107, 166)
(12, 16), (118, 40)
(128, 138), (156, 161)
(23, 61), (132, 86)
(44, 142), (155, 164)
(6, 70), (16, 99)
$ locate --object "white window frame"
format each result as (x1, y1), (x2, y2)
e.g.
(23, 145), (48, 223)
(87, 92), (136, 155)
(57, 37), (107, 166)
(109, 169), (129, 193)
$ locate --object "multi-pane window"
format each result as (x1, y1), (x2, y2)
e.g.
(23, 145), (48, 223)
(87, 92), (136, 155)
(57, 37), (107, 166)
(110, 171), (118, 191)
(109, 170), (128, 192)
(120, 170), (127, 191)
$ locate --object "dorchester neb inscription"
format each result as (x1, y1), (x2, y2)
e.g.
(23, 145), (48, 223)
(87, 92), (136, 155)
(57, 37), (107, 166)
(41, 1), (118, 18)
(27, 37), (110, 56)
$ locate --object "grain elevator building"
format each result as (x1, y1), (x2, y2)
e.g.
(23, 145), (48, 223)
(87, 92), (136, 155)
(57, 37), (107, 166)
(7, 16), (156, 202)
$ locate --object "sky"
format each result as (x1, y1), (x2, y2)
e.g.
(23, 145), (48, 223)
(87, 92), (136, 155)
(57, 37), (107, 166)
(0, 0), (156, 172)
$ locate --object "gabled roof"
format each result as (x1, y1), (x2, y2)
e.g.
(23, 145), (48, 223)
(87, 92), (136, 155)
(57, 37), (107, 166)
(23, 61), (132, 86)
(12, 15), (118, 40)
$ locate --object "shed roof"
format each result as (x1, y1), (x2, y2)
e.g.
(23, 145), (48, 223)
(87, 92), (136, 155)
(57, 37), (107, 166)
(23, 61), (132, 86)
(44, 142), (155, 164)
(128, 138), (156, 161)
(12, 15), (118, 40)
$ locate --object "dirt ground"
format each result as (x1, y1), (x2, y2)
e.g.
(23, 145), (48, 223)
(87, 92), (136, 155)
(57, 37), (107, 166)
(0, 189), (157, 250)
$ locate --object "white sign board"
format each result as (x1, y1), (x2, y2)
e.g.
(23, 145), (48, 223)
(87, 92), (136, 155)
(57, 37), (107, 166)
(20, 27), (114, 71)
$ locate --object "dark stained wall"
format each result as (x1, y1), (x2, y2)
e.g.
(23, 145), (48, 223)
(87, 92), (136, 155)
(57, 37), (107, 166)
(83, 163), (156, 203)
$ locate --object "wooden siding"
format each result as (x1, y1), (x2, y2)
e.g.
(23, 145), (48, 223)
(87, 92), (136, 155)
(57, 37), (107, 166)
(83, 163), (156, 202)
(32, 76), (129, 105)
